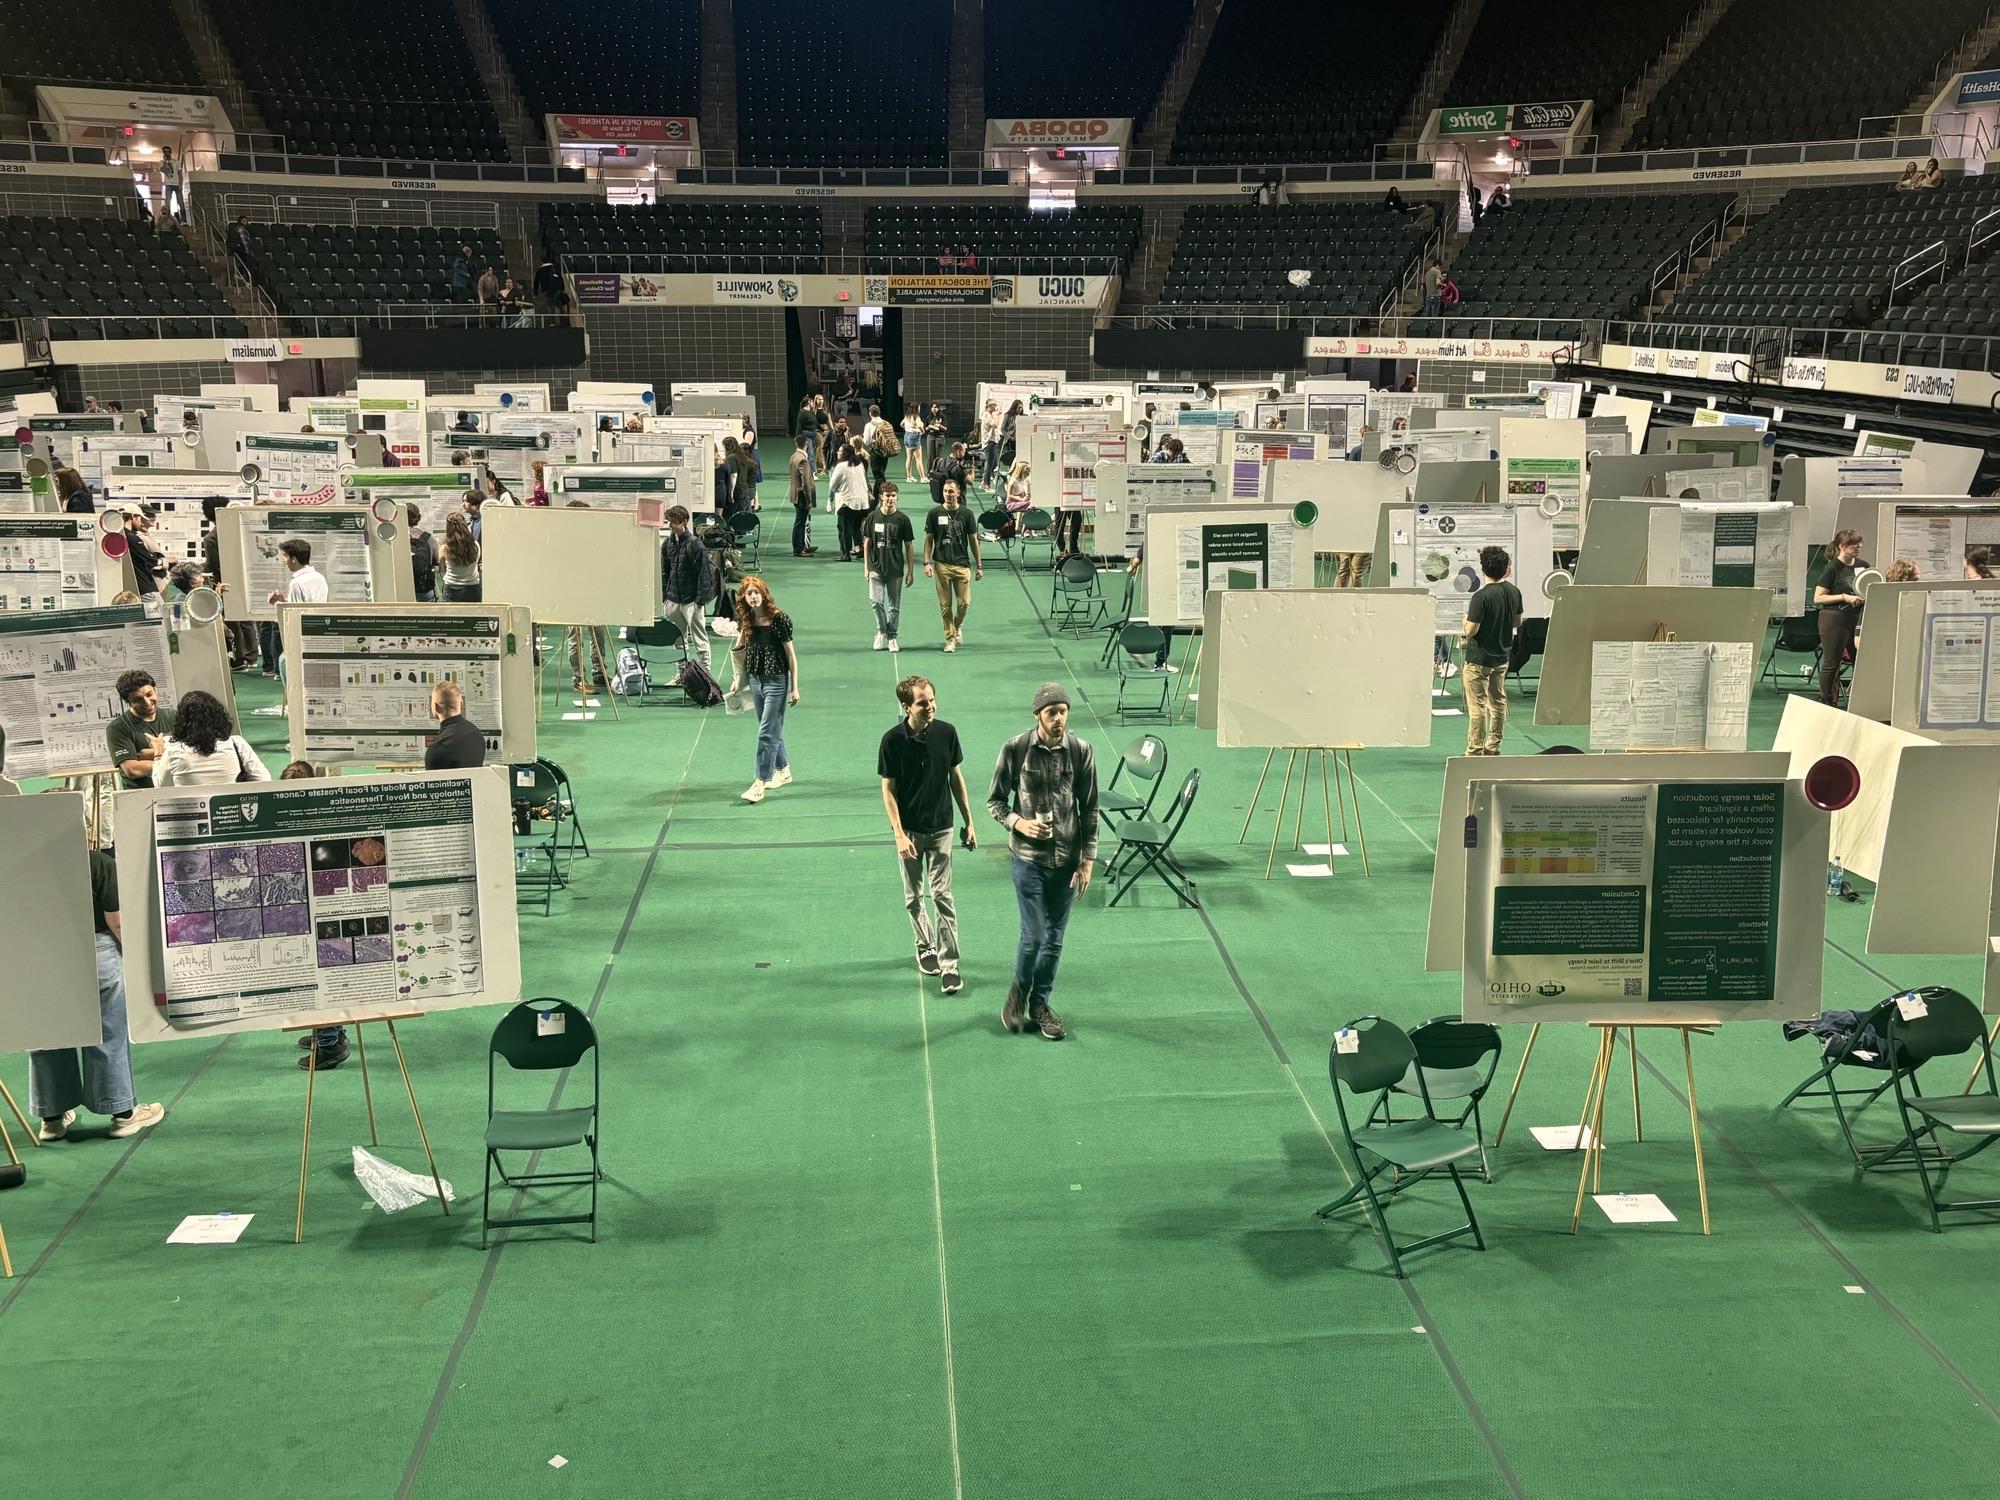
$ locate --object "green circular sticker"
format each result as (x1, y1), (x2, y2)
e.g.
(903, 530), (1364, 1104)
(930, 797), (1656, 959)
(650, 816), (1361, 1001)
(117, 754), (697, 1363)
(1292, 500), (1318, 528)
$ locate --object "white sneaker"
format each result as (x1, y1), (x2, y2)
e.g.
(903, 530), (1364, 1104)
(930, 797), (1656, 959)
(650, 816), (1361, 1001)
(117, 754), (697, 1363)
(872, 631), (886, 651)
(768, 767), (793, 788)
(39, 1108), (76, 1142)
(888, 638), (900, 653)
(107, 1102), (164, 1139)
(942, 638), (957, 653)
(740, 780), (767, 803)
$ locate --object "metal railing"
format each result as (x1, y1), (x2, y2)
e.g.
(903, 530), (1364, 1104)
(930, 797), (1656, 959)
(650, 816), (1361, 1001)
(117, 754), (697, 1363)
(559, 250), (1128, 278)
(1610, 317), (2000, 375)
(219, 192), (502, 230)
(0, 187), (140, 218)
(1889, 239), (1949, 306)
(45, 313), (252, 341)
(1971, 206), (2000, 264)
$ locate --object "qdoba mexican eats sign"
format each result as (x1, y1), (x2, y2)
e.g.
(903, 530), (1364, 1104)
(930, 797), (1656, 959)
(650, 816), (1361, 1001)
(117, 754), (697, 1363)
(1306, 334), (1574, 363)
(984, 117), (1132, 148)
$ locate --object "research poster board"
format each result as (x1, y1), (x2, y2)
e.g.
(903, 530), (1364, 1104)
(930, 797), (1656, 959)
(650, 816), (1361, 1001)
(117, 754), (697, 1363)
(1425, 749), (1791, 971)
(0, 793), (103, 1052)
(0, 514), (119, 611)
(556, 464), (693, 519)
(1229, 429), (1321, 500)
(340, 470), (468, 539)
(1854, 432), (1981, 494)
(1499, 417), (1586, 548)
(1163, 409), (1238, 467)
(480, 506), (662, 626)
(1525, 380), (1583, 420)
(637, 415), (738, 463)
(1584, 416), (1632, 458)
(218, 506), (414, 623)
(1207, 588), (1432, 748)
(296, 396), (360, 435)
(105, 471), (255, 570)
(1057, 380), (1133, 425)
(1893, 585), (2000, 739)
(1589, 641), (1753, 751)
(1676, 500), (1809, 615)
(1589, 393), (1654, 456)
(239, 432), (347, 504)
(1140, 504), (1314, 627)
(491, 412), (588, 469)
(358, 395), (426, 467)
(1848, 579), (1942, 719)
(1022, 419), (1127, 511)
(1378, 503), (1557, 631)
(1302, 390), (1368, 452)
(74, 433), (184, 487)
(569, 382), (658, 434)
(0, 431), (26, 511)
(155, 393), (247, 436)
(474, 381), (551, 412)
(1665, 464), (1769, 506)
(1876, 501), (2000, 581)
(1270, 459), (1406, 552)
(29, 413), (121, 471)
(1461, 777), (1825, 1024)
(1535, 584), (1772, 726)
(120, 768), (521, 1043)
(1865, 740), (2000, 955)
(282, 602), (535, 767)
(0, 603), (177, 778)
(1777, 454), (1925, 545)
(1093, 462), (1219, 556)
(1364, 390), (1442, 447)
(428, 429), (551, 488)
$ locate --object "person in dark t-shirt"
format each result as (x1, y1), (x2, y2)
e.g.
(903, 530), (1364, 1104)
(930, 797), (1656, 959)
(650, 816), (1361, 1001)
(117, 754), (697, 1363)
(878, 674), (975, 993)
(1457, 546), (1523, 755)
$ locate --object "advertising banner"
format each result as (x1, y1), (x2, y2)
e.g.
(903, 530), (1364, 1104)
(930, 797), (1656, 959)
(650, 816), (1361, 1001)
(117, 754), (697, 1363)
(548, 113), (698, 147)
(1957, 69), (2000, 106)
(1439, 105), (1510, 135)
(1511, 100), (1584, 132)
(881, 274), (992, 306)
(571, 272), (623, 307)
(36, 85), (228, 128)
(709, 275), (797, 305)
(984, 117), (1132, 148)
(1305, 334), (1573, 363)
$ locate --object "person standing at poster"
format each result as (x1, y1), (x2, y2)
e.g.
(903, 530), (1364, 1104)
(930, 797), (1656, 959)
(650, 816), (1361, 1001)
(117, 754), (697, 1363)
(863, 482), (916, 654)
(987, 683), (1098, 1041)
(878, 674), (974, 995)
(1812, 529), (1866, 707)
(107, 669), (174, 790)
(29, 843), (164, 1142)
(924, 479), (981, 652)
(728, 575), (799, 804)
(1457, 546), (1522, 755)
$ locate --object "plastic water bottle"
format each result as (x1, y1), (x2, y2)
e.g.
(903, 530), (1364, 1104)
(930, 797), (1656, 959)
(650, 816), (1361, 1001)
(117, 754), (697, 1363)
(1827, 855), (1844, 896)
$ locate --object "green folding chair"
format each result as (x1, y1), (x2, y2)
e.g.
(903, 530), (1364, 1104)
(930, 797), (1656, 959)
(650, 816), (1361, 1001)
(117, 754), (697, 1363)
(1104, 768), (1201, 908)
(535, 756), (589, 865)
(1015, 507), (1055, 570)
(1372, 1017), (1502, 1183)
(1099, 734), (1169, 826)
(1114, 624), (1174, 720)
(509, 762), (566, 916)
(1875, 989), (2000, 1232)
(1777, 998), (1905, 1165)
(1317, 1015), (1486, 1277)
(1049, 554), (1105, 633)
(482, 998), (601, 1247)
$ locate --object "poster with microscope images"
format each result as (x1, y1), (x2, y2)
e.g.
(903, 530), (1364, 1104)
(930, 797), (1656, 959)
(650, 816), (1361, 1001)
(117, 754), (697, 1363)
(0, 604), (175, 778)
(143, 774), (502, 1033)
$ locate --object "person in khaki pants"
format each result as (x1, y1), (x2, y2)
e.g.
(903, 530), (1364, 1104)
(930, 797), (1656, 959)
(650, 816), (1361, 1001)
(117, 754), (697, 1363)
(1334, 551), (1372, 587)
(1457, 545), (1522, 755)
(923, 478), (982, 652)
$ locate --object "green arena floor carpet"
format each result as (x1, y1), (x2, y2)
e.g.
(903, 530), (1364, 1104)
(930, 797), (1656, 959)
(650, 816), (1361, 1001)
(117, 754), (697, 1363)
(4, 465), (2000, 1498)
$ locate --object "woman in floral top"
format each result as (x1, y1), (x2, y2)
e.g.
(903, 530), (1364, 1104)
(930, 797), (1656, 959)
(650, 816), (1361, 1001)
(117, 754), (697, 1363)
(728, 574), (800, 803)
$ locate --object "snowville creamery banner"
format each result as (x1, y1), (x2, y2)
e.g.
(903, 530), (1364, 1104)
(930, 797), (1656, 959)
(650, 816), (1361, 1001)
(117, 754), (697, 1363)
(984, 117), (1132, 148)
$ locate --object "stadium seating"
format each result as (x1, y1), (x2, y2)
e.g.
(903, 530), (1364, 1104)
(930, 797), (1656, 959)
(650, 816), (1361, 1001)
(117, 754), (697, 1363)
(733, 0), (950, 166)
(1444, 192), (1729, 324)
(208, 0), (507, 162)
(0, 0), (204, 93)
(1628, 0), (1991, 150)
(984, 0), (1190, 134)
(1158, 201), (1439, 315)
(1173, 0), (1451, 163)
(487, 0), (702, 119)
(0, 216), (245, 336)
(1660, 179), (2000, 339)
(546, 202), (823, 272)
(864, 205), (1141, 275)
(1859, 235), (2000, 368)
(1441, 0), (1697, 131)
(238, 223), (508, 332)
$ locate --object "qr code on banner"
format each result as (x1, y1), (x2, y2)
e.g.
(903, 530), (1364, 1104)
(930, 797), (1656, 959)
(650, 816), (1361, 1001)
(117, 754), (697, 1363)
(1623, 979), (1642, 997)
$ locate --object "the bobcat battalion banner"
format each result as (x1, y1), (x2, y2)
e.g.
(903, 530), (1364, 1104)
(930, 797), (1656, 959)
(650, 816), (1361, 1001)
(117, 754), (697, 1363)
(984, 117), (1133, 149)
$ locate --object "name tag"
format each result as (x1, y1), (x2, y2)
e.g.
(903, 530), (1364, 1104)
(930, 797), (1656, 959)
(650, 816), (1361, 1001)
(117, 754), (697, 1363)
(874, 524), (886, 534)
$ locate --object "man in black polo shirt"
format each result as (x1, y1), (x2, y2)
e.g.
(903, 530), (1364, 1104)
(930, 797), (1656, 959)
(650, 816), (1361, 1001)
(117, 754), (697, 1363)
(924, 478), (982, 652)
(878, 674), (976, 994)
(423, 682), (488, 769)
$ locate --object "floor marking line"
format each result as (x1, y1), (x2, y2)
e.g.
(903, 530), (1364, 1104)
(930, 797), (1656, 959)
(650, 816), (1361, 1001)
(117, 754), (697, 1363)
(915, 973), (967, 1500)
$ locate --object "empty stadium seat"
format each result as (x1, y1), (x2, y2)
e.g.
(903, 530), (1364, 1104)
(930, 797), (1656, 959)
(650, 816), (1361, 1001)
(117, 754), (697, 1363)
(1628, 0), (1990, 150)
(545, 202), (824, 273)
(0, 0), (204, 92)
(734, 0), (950, 167)
(864, 204), (1141, 275)
(1442, 0), (1697, 130)
(208, 0), (507, 163)
(0, 215), (244, 336)
(237, 222), (508, 331)
(488, 0), (701, 118)
(985, 0), (1190, 134)
(1173, 0), (1451, 163)
(1156, 200), (1440, 315)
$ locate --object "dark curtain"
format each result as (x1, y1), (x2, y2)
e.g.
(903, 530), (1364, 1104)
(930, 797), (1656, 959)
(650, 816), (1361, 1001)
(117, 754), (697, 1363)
(783, 307), (809, 415)
(881, 307), (905, 424)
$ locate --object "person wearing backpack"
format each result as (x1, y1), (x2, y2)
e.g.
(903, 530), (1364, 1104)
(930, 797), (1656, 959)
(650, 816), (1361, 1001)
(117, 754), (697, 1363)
(862, 402), (899, 502)
(660, 504), (714, 668)
(406, 503), (438, 601)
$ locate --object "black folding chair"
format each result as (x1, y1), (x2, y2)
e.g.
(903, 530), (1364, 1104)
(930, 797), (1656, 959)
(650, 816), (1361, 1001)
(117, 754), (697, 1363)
(1104, 768), (1201, 908)
(1759, 608), (1821, 689)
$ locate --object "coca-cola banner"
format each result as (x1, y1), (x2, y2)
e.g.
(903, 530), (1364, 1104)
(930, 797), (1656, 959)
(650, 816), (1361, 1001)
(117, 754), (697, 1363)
(1511, 100), (1584, 132)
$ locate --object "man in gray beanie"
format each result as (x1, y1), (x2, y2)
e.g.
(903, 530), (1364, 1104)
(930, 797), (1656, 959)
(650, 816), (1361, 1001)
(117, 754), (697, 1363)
(986, 681), (1099, 1039)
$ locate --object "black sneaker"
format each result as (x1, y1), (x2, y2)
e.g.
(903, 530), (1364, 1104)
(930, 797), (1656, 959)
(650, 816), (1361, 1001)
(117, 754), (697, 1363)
(297, 1037), (351, 1071)
(1031, 1004), (1068, 1041)
(941, 971), (963, 995)
(917, 951), (943, 976)
(1001, 984), (1028, 1033)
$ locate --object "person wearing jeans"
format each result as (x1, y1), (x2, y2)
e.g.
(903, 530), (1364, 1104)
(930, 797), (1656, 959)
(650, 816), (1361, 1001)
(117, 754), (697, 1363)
(660, 505), (713, 670)
(878, 675), (975, 995)
(30, 845), (164, 1142)
(727, 574), (798, 803)
(863, 481), (916, 654)
(1457, 544), (1522, 755)
(986, 682), (1099, 1042)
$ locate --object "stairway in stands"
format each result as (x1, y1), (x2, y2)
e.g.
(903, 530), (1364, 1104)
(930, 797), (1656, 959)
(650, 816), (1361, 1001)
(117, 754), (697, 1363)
(170, 0), (271, 142)
(947, 0), (985, 163)
(1115, 204), (1187, 314)
(701, 0), (740, 162)
(454, 0), (544, 163)
(1391, 0), (1489, 142)
(1900, 7), (2000, 128)
(1599, 0), (1738, 152)
(1132, 0), (1224, 164)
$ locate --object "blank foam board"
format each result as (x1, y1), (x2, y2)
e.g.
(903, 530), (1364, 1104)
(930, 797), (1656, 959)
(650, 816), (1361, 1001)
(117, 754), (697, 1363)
(1423, 750), (1791, 971)
(1269, 459), (1406, 552)
(0, 792), (103, 1051)
(1413, 459), (1499, 509)
(1770, 694), (1932, 883)
(1534, 584), (1771, 725)
(1867, 742), (2000, 953)
(1573, 498), (1658, 585)
(1210, 588), (1433, 748)
(172, 617), (238, 723)
(1588, 394), (1654, 456)
(481, 505), (662, 626)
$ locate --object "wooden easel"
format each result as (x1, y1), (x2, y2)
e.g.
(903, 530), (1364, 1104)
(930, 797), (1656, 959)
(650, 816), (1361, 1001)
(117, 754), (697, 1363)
(0, 1079), (40, 1278)
(289, 1012), (448, 1244)
(1170, 628), (1202, 721)
(533, 623), (622, 723)
(1491, 1020), (1646, 1148)
(1238, 745), (1371, 877)
(1570, 1022), (1714, 1235)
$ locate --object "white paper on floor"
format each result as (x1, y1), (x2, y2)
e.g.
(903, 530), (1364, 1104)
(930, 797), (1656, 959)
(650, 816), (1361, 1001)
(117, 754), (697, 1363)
(1285, 863), (1333, 877)
(1301, 843), (1350, 856)
(1594, 1192), (1676, 1224)
(167, 1213), (253, 1244)
(560, 711), (597, 721)
(352, 1147), (456, 1213)
(548, 1456), (569, 1470)
(1432, 707), (1464, 717)
(1530, 1125), (1599, 1151)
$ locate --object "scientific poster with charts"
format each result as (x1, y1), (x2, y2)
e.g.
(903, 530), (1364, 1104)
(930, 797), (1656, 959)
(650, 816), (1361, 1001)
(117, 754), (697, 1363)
(1174, 517), (1296, 619)
(291, 607), (520, 765)
(74, 434), (180, 487)
(0, 515), (102, 612)
(107, 473), (255, 569)
(1677, 502), (1791, 593)
(148, 776), (488, 1029)
(231, 509), (374, 621)
(1304, 394), (1367, 452)
(156, 394), (247, 435)
(1918, 588), (2000, 731)
(1413, 504), (1516, 633)
(491, 413), (587, 467)
(0, 604), (175, 778)
(359, 397), (426, 467)
(1590, 641), (1753, 751)
(1891, 508), (2000, 581)
(428, 430), (549, 487)
(0, 431), (29, 512)
(30, 414), (120, 470)
(241, 432), (346, 503)
(1059, 428), (1128, 510)
(1098, 463), (1217, 553)
(1503, 454), (1583, 546)
(1167, 409), (1238, 466)
(1229, 429), (1316, 500)
(1665, 465), (1768, 505)
(342, 470), (465, 539)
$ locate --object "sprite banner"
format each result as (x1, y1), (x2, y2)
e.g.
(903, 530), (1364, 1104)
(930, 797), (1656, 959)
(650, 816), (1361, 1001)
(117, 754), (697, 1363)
(1440, 104), (1508, 135)
(1437, 100), (1583, 136)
